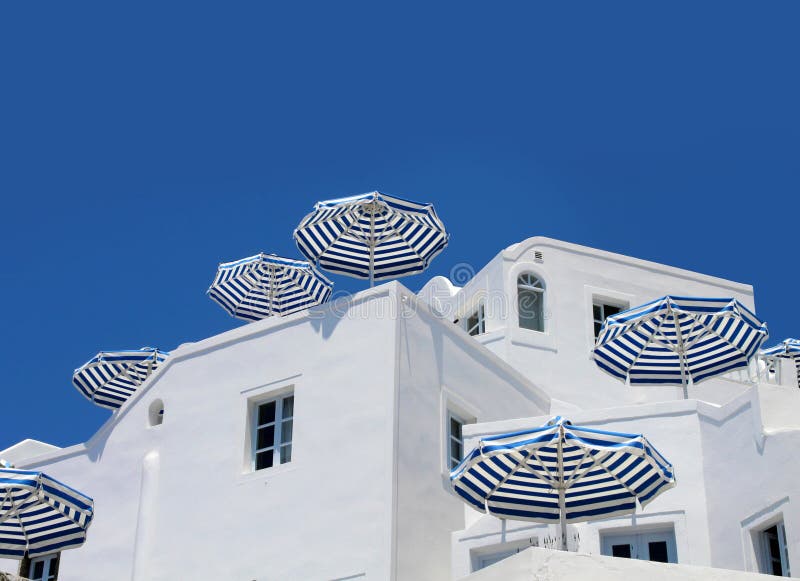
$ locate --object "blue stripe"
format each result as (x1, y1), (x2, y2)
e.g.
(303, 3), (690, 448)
(0, 468), (93, 559)
(72, 347), (169, 410)
(293, 191), (449, 281)
(593, 296), (768, 387)
(450, 416), (675, 524)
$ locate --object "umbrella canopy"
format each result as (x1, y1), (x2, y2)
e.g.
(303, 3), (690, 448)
(450, 416), (675, 550)
(761, 338), (800, 382)
(72, 347), (169, 410)
(593, 296), (768, 396)
(207, 253), (332, 321)
(293, 191), (449, 286)
(0, 468), (94, 559)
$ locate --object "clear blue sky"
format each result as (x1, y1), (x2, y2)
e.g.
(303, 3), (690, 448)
(1, 2), (798, 451)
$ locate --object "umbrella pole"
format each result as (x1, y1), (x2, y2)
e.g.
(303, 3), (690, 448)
(557, 424), (567, 551)
(369, 243), (375, 288)
(676, 334), (689, 399)
(675, 310), (689, 399)
(680, 361), (689, 400)
(269, 264), (275, 317)
(369, 205), (376, 288)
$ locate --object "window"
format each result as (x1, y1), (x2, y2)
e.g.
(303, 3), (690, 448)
(20, 553), (59, 581)
(253, 393), (294, 471)
(471, 538), (538, 572)
(758, 522), (791, 577)
(448, 412), (465, 470)
(601, 528), (677, 563)
(465, 304), (485, 336)
(593, 301), (627, 339)
(477, 549), (517, 570)
(517, 274), (545, 332)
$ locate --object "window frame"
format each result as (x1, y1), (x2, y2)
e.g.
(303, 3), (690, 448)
(464, 304), (486, 336)
(441, 388), (478, 475)
(469, 537), (539, 573)
(517, 273), (545, 333)
(477, 549), (517, 570)
(592, 300), (629, 340)
(757, 521), (791, 577)
(600, 527), (677, 564)
(447, 411), (466, 470)
(251, 391), (295, 472)
(21, 552), (60, 581)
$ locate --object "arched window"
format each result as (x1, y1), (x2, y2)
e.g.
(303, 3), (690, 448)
(148, 399), (164, 427)
(517, 273), (545, 332)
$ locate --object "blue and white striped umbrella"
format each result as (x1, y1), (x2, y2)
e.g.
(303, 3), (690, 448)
(293, 191), (449, 286)
(207, 253), (333, 321)
(451, 416), (674, 550)
(72, 347), (169, 410)
(761, 338), (800, 382)
(0, 468), (94, 559)
(593, 296), (768, 395)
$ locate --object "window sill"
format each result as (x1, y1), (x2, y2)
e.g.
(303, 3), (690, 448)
(236, 462), (298, 485)
(475, 330), (504, 347)
(509, 327), (557, 352)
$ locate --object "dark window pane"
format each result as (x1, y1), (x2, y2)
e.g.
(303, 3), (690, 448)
(648, 541), (668, 563)
(612, 544), (631, 559)
(593, 304), (602, 320)
(450, 439), (462, 462)
(49, 555), (60, 580)
(770, 556), (782, 571)
(280, 444), (292, 464)
(282, 396), (294, 419)
(257, 425), (275, 450)
(258, 401), (276, 425)
(769, 535), (780, 556)
(32, 562), (44, 579)
(518, 274), (542, 289)
(467, 313), (480, 335)
(450, 457), (459, 470)
(594, 322), (603, 338)
(519, 289), (544, 331)
(606, 305), (622, 317)
(450, 418), (462, 439)
(281, 419), (293, 443)
(256, 450), (274, 470)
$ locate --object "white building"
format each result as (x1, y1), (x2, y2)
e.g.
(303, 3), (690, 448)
(2, 236), (798, 580)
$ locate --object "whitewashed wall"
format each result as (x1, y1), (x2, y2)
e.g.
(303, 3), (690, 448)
(1, 284), (551, 581)
(450, 387), (800, 578)
(461, 546), (780, 581)
(392, 290), (549, 580)
(419, 236), (775, 410)
(2, 237), (797, 580)
(6, 289), (401, 580)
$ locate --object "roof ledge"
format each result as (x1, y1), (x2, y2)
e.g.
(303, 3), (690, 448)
(502, 236), (753, 295)
(0, 439), (61, 466)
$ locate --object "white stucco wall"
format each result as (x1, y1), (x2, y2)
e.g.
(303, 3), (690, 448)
(2, 237), (797, 581)
(392, 290), (549, 580)
(461, 546), (781, 581)
(450, 390), (800, 578)
(0, 284), (551, 581)
(698, 389), (800, 574)
(451, 402), (711, 578)
(419, 237), (772, 411)
(3, 288), (403, 580)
